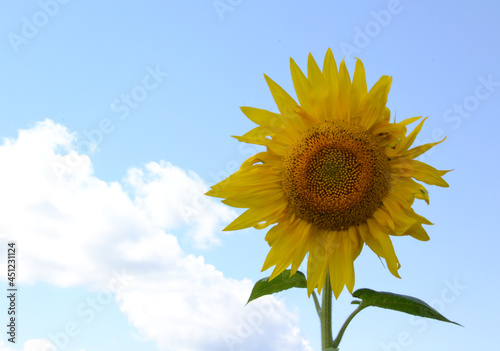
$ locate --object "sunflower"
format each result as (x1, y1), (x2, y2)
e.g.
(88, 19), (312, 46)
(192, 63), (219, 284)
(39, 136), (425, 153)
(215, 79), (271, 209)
(206, 49), (449, 298)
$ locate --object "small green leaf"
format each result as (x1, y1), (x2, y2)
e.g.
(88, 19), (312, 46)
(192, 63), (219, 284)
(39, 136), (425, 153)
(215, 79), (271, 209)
(352, 288), (462, 326)
(247, 270), (307, 304)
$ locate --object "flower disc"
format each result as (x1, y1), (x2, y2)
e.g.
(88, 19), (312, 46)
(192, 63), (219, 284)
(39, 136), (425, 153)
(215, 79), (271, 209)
(282, 120), (390, 231)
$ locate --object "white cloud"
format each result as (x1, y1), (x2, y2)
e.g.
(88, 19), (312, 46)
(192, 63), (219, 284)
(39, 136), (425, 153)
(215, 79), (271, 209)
(116, 256), (309, 351)
(125, 160), (234, 249)
(0, 120), (312, 351)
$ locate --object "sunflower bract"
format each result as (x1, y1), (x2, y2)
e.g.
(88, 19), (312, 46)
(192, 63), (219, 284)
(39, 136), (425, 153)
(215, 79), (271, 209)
(206, 49), (449, 298)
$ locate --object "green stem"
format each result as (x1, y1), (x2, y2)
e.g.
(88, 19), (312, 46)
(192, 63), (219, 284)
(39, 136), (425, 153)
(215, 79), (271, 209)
(332, 304), (365, 349)
(320, 272), (334, 350)
(312, 291), (321, 317)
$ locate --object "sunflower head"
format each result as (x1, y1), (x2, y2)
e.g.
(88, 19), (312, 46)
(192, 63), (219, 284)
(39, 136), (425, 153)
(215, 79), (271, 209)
(207, 49), (449, 298)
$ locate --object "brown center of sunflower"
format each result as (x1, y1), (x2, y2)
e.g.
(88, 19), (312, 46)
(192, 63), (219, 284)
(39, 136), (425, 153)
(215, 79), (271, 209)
(281, 121), (390, 231)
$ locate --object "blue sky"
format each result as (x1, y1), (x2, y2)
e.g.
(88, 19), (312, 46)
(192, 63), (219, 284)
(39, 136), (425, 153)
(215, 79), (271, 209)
(0, 0), (499, 350)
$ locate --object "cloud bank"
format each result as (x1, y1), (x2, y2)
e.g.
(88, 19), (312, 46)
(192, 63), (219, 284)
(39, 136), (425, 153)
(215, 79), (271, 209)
(0, 120), (312, 351)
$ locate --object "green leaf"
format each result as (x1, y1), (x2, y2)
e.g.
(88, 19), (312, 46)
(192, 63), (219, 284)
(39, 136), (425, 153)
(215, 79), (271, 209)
(247, 270), (307, 304)
(352, 288), (462, 326)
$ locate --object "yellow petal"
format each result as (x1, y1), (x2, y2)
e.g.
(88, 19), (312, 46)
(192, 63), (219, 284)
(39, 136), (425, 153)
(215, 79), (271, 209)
(404, 137), (446, 159)
(344, 227), (362, 292)
(306, 228), (330, 295)
(222, 189), (284, 208)
(373, 207), (395, 231)
(322, 48), (339, 84)
(224, 201), (286, 231)
(392, 160), (451, 187)
(322, 48), (339, 120)
(240, 106), (284, 129)
(398, 178), (430, 204)
(266, 219), (313, 279)
(232, 126), (272, 146)
(351, 58), (368, 115)
(360, 76), (392, 129)
(406, 223), (430, 241)
(336, 59), (352, 119)
(290, 58), (313, 114)
(329, 248), (344, 298)
(362, 219), (401, 278)
(290, 221), (312, 275)
(265, 74), (299, 115)
(396, 117), (427, 153)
